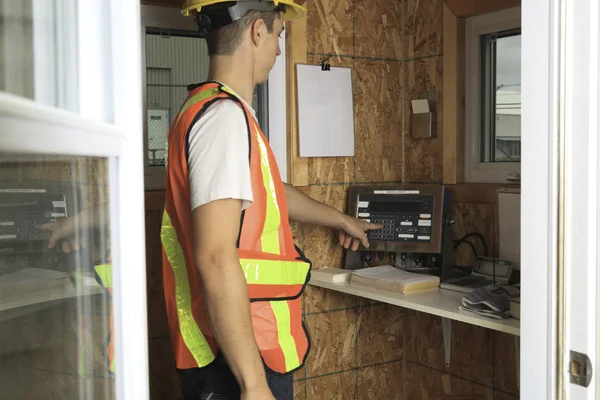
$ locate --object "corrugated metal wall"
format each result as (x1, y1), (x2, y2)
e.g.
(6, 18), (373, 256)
(146, 33), (210, 124)
(145, 33), (210, 163)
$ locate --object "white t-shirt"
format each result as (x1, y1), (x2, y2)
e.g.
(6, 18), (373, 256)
(188, 89), (255, 212)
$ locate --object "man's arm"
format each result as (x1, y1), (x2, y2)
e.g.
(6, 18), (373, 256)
(283, 183), (383, 251)
(38, 202), (110, 252)
(192, 198), (273, 398)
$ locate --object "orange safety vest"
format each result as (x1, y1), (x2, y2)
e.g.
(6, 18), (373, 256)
(161, 82), (312, 375)
(94, 263), (116, 374)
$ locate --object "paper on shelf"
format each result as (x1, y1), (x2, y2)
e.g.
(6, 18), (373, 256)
(350, 265), (439, 294)
(310, 267), (352, 283)
(0, 268), (73, 298)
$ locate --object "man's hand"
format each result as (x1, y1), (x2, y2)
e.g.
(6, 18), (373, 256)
(38, 216), (84, 253)
(337, 214), (383, 251)
(193, 198), (270, 394)
(282, 184), (383, 251)
(241, 387), (276, 400)
(38, 202), (109, 253)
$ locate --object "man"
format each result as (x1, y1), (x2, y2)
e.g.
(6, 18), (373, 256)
(162, 1), (381, 400)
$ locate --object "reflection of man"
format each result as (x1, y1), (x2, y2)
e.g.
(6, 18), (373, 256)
(162, 2), (382, 400)
(39, 202), (115, 374)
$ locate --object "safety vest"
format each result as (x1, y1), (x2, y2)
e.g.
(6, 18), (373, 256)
(161, 82), (312, 374)
(94, 263), (116, 374)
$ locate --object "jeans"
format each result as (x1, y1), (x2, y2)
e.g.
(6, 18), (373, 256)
(178, 353), (293, 400)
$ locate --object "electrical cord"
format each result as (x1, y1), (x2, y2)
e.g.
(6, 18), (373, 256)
(454, 232), (488, 257)
(389, 252), (400, 269)
(453, 238), (478, 259)
(363, 251), (375, 268)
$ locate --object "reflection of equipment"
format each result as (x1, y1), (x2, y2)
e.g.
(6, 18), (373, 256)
(344, 184), (455, 281)
(0, 184), (77, 254)
(440, 256), (515, 293)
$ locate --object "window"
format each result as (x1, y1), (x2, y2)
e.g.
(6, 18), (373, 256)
(0, 0), (148, 398)
(141, 5), (284, 189)
(465, 7), (521, 183)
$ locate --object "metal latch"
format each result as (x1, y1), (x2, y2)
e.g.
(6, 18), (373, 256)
(569, 351), (593, 387)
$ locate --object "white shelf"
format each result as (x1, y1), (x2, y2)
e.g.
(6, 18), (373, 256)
(0, 279), (104, 322)
(308, 275), (520, 336)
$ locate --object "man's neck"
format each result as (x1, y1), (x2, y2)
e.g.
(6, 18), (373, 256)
(207, 55), (256, 106)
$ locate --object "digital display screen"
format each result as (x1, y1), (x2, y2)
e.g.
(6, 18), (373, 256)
(369, 201), (421, 213)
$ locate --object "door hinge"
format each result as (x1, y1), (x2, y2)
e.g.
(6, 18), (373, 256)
(569, 350), (593, 387)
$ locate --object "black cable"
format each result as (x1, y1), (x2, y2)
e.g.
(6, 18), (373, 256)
(363, 251), (374, 268)
(453, 232), (488, 257)
(453, 238), (478, 259)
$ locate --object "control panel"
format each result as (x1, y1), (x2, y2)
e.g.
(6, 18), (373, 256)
(344, 184), (455, 281)
(357, 194), (434, 243)
(0, 190), (68, 242)
(0, 183), (78, 253)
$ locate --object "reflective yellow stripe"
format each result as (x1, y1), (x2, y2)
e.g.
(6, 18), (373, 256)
(94, 264), (112, 289)
(240, 259), (309, 286)
(175, 87), (221, 127)
(109, 357), (116, 373)
(270, 301), (300, 371)
(255, 129), (281, 254)
(161, 211), (214, 367)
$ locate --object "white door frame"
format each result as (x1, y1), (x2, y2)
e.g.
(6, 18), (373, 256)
(521, 0), (560, 398)
(562, 0), (599, 398)
(523, 0), (600, 398)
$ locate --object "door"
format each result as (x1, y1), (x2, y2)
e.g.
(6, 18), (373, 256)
(0, 0), (148, 399)
(522, 0), (600, 398)
(562, 0), (599, 398)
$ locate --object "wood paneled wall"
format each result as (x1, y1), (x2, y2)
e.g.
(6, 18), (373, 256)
(284, 0), (520, 399)
(140, 0), (520, 399)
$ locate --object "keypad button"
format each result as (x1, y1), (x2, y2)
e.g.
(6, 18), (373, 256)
(408, 228), (417, 233)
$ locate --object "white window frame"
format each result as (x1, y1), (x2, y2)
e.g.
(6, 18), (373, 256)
(141, 4), (288, 189)
(1, 0), (149, 398)
(464, 6), (522, 183)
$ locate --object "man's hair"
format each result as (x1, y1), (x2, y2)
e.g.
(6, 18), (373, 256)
(206, 10), (279, 56)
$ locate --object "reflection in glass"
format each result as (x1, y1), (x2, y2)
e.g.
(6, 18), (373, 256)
(0, 1), (77, 109)
(480, 30), (521, 163)
(0, 155), (115, 399)
(494, 33), (521, 162)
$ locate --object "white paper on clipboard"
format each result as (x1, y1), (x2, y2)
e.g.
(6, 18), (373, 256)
(296, 64), (355, 157)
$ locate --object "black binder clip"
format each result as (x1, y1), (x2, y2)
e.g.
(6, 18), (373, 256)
(320, 55), (332, 71)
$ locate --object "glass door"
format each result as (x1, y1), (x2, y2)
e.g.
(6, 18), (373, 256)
(0, 1), (148, 399)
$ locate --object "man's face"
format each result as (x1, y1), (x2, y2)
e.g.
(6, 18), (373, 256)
(255, 16), (283, 84)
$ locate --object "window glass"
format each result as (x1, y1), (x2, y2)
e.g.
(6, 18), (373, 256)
(0, 0), (77, 109)
(480, 30), (521, 163)
(0, 155), (115, 399)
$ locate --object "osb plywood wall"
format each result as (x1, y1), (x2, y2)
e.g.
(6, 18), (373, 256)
(0, 159), (115, 399)
(138, 0), (518, 399)
(288, 0), (519, 399)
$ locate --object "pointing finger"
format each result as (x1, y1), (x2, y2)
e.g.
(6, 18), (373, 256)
(366, 222), (384, 231)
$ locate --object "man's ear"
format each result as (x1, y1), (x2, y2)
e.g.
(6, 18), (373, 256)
(250, 18), (267, 47)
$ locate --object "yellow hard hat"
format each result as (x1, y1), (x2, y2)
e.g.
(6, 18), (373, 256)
(182, 0), (306, 22)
